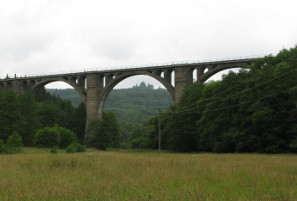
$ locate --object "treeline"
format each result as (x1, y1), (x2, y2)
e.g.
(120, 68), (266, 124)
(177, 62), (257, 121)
(134, 46), (297, 153)
(0, 87), (86, 147)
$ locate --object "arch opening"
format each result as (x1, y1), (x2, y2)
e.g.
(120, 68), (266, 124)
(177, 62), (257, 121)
(33, 81), (87, 144)
(171, 71), (175, 87)
(44, 81), (84, 106)
(193, 69), (197, 82)
(103, 75), (173, 117)
(102, 75), (173, 142)
(204, 68), (246, 83)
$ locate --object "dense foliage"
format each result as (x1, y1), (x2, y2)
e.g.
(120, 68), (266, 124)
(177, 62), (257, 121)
(34, 125), (77, 148)
(148, 47), (297, 153)
(66, 143), (86, 153)
(0, 131), (23, 154)
(0, 87), (86, 146)
(6, 131), (23, 154)
(0, 139), (5, 153)
(86, 112), (121, 150)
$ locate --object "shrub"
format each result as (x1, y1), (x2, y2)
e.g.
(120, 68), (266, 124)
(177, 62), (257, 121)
(289, 137), (297, 153)
(0, 139), (6, 153)
(131, 137), (149, 149)
(34, 126), (60, 148)
(34, 125), (77, 148)
(66, 143), (86, 153)
(6, 131), (23, 154)
(86, 112), (120, 150)
(50, 146), (58, 154)
(53, 125), (77, 149)
(66, 144), (77, 153)
(76, 143), (86, 152)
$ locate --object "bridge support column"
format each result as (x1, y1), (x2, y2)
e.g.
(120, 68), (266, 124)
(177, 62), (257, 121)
(10, 80), (26, 94)
(85, 74), (102, 130)
(174, 67), (193, 103)
(77, 77), (86, 102)
(164, 70), (172, 84)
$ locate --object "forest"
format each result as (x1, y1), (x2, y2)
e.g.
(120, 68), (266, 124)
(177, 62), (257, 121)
(157, 46), (297, 153)
(0, 46), (297, 153)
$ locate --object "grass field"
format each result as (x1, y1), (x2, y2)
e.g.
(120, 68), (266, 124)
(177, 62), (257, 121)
(0, 148), (297, 201)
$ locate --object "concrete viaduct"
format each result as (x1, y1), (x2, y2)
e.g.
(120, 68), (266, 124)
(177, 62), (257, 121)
(0, 58), (255, 138)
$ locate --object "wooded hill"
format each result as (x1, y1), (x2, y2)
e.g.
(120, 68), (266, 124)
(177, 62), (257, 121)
(47, 82), (173, 124)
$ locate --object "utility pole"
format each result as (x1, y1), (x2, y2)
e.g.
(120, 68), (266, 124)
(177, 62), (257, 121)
(158, 109), (161, 155)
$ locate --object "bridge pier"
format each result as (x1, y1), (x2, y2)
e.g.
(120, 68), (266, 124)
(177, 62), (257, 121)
(85, 74), (102, 129)
(174, 67), (193, 102)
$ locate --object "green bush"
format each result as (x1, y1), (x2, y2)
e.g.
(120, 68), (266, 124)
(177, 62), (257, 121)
(54, 125), (77, 149)
(50, 146), (58, 154)
(34, 126), (60, 148)
(66, 144), (77, 153)
(66, 143), (86, 153)
(86, 113), (120, 150)
(0, 139), (6, 153)
(6, 131), (23, 154)
(289, 137), (297, 152)
(34, 125), (77, 148)
(131, 137), (149, 149)
(76, 143), (86, 152)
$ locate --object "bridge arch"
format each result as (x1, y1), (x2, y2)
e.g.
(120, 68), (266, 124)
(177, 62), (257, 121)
(97, 71), (175, 118)
(198, 64), (251, 83)
(31, 77), (86, 102)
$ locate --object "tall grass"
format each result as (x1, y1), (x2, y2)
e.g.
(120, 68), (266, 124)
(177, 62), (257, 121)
(0, 150), (296, 200)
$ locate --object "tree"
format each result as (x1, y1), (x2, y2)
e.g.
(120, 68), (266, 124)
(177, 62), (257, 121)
(34, 125), (77, 148)
(87, 119), (110, 150)
(0, 139), (6, 153)
(19, 88), (40, 146)
(157, 46), (297, 153)
(0, 90), (22, 142)
(71, 102), (86, 144)
(86, 112), (121, 150)
(54, 124), (77, 149)
(6, 131), (23, 154)
(34, 126), (60, 148)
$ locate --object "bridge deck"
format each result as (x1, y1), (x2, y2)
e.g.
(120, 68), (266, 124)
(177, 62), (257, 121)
(1, 58), (257, 81)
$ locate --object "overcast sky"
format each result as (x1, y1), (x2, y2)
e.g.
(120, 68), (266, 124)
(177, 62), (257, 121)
(0, 0), (296, 88)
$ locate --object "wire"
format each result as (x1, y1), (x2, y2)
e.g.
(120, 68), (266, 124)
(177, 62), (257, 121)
(168, 87), (292, 114)
(174, 54), (295, 113)
(174, 56), (276, 111)
(147, 52), (295, 114)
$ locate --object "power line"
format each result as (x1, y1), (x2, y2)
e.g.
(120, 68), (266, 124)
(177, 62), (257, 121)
(169, 87), (292, 114)
(174, 54), (296, 113)
(174, 63), (271, 111)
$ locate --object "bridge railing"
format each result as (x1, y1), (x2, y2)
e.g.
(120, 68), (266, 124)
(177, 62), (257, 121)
(1, 53), (275, 79)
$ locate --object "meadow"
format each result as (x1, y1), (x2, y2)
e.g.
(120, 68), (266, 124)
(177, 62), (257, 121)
(0, 149), (297, 201)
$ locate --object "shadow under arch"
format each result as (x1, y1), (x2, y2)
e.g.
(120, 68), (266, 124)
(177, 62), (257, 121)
(98, 72), (175, 117)
(31, 78), (86, 102)
(199, 66), (250, 83)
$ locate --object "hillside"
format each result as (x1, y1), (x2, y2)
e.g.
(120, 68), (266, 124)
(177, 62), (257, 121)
(47, 82), (173, 123)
